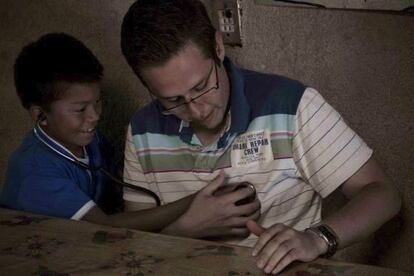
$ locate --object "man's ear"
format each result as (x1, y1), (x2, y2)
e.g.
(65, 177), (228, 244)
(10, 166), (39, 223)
(215, 31), (225, 61)
(29, 105), (47, 125)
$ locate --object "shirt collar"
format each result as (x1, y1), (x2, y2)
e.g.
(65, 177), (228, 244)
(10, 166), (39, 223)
(155, 57), (251, 145)
(33, 124), (89, 162)
(33, 125), (81, 159)
(223, 57), (251, 134)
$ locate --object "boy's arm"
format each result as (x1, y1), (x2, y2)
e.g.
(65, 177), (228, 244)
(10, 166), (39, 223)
(121, 126), (261, 237)
(82, 172), (261, 236)
(124, 201), (154, 211)
(82, 193), (195, 232)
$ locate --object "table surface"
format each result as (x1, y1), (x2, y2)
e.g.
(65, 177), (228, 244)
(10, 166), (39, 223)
(0, 208), (410, 275)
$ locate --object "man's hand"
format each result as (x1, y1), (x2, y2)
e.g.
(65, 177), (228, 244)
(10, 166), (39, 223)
(163, 171), (261, 238)
(247, 220), (327, 275)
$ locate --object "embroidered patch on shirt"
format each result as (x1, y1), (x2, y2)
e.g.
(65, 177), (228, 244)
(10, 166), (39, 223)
(231, 130), (273, 167)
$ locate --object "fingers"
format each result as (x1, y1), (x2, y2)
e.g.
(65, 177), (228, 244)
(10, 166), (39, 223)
(270, 249), (298, 275)
(213, 183), (236, 196)
(252, 225), (321, 275)
(247, 220), (265, 236)
(220, 185), (256, 206)
(247, 207), (261, 222)
(251, 223), (285, 257)
(201, 170), (226, 195)
(257, 239), (296, 274)
(227, 226), (250, 236)
(234, 197), (261, 216)
(202, 225), (251, 238)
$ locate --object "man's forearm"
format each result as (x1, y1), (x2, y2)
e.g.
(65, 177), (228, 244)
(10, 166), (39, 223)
(323, 181), (401, 249)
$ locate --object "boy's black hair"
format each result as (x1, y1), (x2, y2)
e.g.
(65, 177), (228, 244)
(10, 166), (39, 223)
(121, 0), (218, 77)
(14, 32), (103, 110)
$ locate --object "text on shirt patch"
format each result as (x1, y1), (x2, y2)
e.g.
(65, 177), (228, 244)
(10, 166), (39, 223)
(231, 130), (273, 167)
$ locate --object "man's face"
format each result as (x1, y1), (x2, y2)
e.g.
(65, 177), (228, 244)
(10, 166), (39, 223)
(41, 81), (102, 157)
(141, 42), (230, 133)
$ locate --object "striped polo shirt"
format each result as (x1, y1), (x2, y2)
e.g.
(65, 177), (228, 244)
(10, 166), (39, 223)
(123, 58), (372, 247)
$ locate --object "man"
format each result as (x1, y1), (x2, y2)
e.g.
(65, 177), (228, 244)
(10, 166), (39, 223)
(121, 0), (401, 274)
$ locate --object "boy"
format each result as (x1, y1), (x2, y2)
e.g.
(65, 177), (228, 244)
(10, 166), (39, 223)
(0, 33), (260, 233)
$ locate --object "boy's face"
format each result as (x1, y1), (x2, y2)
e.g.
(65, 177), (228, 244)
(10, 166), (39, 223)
(41, 81), (102, 157)
(141, 40), (230, 133)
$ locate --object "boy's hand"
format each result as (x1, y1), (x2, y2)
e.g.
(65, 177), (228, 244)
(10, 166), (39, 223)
(166, 171), (261, 238)
(247, 220), (327, 275)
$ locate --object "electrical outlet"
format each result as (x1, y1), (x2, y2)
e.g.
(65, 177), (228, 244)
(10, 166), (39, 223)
(213, 0), (242, 46)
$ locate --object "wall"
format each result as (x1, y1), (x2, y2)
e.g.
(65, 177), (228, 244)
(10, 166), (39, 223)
(217, 1), (414, 271)
(0, 0), (412, 272)
(221, 2), (413, 271)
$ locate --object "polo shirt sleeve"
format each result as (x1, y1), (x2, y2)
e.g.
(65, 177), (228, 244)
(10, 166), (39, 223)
(292, 87), (373, 198)
(123, 124), (157, 204)
(18, 169), (95, 220)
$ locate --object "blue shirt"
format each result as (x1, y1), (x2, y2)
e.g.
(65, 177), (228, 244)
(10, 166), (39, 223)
(0, 125), (122, 219)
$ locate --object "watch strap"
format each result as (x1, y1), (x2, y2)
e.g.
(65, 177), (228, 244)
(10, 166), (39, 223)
(306, 224), (339, 258)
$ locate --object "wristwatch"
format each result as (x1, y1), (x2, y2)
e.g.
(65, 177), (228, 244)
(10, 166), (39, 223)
(305, 224), (339, 258)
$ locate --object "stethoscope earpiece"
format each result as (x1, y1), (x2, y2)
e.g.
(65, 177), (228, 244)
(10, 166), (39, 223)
(37, 113), (47, 125)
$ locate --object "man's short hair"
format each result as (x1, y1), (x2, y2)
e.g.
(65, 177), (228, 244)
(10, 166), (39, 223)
(14, 32), (103, 110)
(121, 0), (218, 76)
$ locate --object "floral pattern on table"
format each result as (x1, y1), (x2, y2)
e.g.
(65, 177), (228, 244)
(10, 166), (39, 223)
(227, 270), (255, 275)
(33, 265), (69, 276)
(0, 215), (49, 226)
(2, 234), (66, 258)
(295, 262), (354, 275)
(187, 245), (237, 258)
(92, 229), (135, 244)
(0, 208), (408, 276)
(101, 251), (164, 275)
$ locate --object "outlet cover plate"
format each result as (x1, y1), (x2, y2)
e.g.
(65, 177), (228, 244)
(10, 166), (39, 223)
(213, 0), (243, 46)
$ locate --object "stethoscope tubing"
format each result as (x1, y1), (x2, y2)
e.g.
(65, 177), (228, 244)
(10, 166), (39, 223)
(33, 126), (161, 206)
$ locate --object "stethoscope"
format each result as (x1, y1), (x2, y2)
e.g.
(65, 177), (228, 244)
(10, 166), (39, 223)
(33, 125), (161, 206)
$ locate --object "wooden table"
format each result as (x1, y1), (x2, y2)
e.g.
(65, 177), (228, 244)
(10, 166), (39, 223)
(0, 208), (409, 275)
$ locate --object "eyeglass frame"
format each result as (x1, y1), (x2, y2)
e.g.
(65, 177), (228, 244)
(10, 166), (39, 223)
(148, 60), (220, 115)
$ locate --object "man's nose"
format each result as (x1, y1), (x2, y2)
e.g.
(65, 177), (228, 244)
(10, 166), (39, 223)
(183, 93), (193, 104)
(186, 99), (203, 120)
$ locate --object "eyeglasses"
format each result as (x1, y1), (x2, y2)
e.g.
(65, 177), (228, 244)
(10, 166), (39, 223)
(154, 60), (219, 115)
